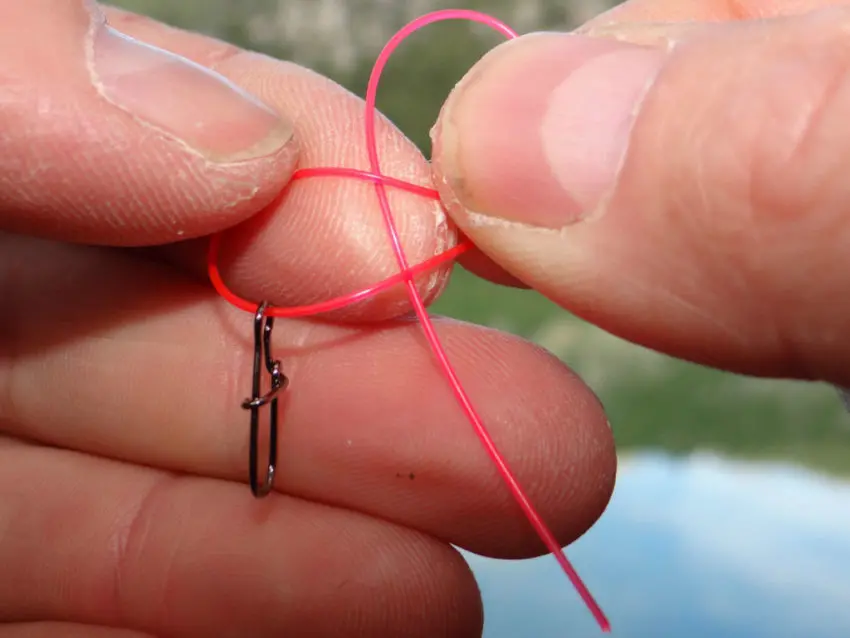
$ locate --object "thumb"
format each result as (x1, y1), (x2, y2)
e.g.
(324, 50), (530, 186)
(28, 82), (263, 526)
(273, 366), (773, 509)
(0, 0), (297, 245)
(431, 9), (850, 387)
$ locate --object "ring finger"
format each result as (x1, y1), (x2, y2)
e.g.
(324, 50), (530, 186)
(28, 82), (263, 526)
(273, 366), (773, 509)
(0, 437), (481, 638)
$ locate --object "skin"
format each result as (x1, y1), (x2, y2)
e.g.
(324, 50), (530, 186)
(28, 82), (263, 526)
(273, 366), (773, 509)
(1, 0), (845, 636)
(430, 0), (850, 387)
(1, 3), (613, 637)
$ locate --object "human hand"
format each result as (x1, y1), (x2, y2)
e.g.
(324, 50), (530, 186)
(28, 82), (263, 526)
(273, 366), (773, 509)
(0, 2), (617, 637)
(431, 0), (850, 390)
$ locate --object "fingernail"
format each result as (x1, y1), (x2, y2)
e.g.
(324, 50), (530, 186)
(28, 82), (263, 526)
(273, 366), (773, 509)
(91, 25), (293, 163)
(435, 33), (665, 228)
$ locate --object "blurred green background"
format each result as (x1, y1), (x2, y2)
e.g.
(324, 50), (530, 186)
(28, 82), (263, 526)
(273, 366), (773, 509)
(111, 0), (850, 477)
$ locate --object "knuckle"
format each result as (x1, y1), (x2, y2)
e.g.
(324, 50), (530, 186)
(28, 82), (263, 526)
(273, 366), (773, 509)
(749, 16), (850, 227)
(643, 12), (850, 241)
(111, 474), (180, 623)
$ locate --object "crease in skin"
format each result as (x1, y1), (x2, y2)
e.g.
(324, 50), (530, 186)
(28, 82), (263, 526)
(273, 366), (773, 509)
(636, 274), (749, 344)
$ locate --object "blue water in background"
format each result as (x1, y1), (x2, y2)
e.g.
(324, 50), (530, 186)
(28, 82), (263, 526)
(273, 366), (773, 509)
(465, 453), (850, 638)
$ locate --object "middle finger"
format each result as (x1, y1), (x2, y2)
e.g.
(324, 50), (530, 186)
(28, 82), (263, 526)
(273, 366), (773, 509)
(1, 235), (616, 558)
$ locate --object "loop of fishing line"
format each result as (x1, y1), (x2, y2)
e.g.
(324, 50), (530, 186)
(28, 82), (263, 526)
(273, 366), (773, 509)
(207, 168), (471, 317)
(207, 9), (610, 633)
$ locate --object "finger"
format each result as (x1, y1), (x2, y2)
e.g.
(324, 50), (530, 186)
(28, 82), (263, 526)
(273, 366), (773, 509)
(104, 7), (459, 320)
(457, 245), (530, 288)
(0, 0), (298, 246)
(431, 7), (850, 387)
(583, 0), (846, 24)
(0, 440), (482, 638)
(0, 235), (616, 558)
(0, 624), (151, 638)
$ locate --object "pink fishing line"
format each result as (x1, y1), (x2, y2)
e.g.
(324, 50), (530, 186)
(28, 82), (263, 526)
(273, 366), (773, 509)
(208, 9), (610, 633)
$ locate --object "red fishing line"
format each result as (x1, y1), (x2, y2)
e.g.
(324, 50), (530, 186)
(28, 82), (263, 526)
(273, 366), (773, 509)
(208, 167), (471, 317)
(208, 8), (610, 633)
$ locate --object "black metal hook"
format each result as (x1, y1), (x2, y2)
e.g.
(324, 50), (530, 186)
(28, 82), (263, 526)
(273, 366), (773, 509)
(241, 301), (288, 498)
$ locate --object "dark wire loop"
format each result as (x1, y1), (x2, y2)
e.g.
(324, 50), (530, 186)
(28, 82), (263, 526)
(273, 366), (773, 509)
(241, 301), (288, 498)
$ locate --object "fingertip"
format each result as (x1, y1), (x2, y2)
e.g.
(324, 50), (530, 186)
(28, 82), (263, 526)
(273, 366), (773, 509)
(518, 340), (617, 553)
(409, 322), (617, 557)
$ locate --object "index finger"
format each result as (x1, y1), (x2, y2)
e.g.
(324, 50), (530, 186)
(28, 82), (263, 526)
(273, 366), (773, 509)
(107, 8), (459, 322)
